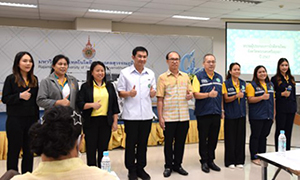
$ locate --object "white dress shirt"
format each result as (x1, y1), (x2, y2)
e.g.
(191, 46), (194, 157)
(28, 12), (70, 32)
(117, 65), (156, 120)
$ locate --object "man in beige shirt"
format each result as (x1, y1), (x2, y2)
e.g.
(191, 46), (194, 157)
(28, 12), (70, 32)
(157, 51), (193, 178)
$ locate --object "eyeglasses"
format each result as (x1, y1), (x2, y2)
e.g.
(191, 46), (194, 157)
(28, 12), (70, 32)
(168, 58), (180, 61)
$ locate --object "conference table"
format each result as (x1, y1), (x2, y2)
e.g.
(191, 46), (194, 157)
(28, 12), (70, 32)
(257, 149), (300, 180)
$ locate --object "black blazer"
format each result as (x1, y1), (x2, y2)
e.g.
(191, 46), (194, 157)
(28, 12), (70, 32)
(1, 74), (39, 119)
(77, 81), (120, 127)
(271, 75), (297, 113)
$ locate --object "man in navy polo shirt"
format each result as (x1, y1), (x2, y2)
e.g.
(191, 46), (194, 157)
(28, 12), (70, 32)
(192, 54), (224, 173)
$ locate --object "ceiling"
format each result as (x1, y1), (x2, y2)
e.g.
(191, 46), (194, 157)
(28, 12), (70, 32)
(0, 0), (299, 29)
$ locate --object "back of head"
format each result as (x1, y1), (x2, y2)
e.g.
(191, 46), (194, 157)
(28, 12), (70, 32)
(29, 106), (82, 159)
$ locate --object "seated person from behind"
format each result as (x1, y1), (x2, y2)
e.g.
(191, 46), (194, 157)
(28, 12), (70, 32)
(12, 106), (117, 180)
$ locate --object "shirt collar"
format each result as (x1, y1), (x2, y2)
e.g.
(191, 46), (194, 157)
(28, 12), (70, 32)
(93, 81), (106, 87)
(166, 69), (183, 76)
(231, 78), (240, 87)
(204, 70), (214, 80)
(54, 73), (67, 79)
(129, 65), (148, 75)
(33, 158), (84, 174)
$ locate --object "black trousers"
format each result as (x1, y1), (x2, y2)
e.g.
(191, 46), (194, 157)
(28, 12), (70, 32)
(274, 112), (295, 151)
(224, 117), (246, 166)
(83, 116), (111, 167)
(6, 116), (35, 173)
(164, 121), (189, 169)
(124, 120), (152, 173)
(249, 119), (273, 160)
(196, 114), (221, 164)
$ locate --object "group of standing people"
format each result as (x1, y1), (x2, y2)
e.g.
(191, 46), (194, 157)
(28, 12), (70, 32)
(223, 58), (297, 168)
(1, 47), (297, 180)
(1, 52), (119, 179)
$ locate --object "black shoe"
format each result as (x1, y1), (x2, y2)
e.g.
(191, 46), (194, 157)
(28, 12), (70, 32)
(137, 169), (151, 180)
(208, 162), (221, 171)
(201, 163), (210, 173)
(173, 167), (188, 176)
(128, 172), (138, 180)
(163, 168), (172, 177)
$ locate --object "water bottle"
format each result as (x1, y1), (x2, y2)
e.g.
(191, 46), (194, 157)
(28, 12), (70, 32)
(101, 151), (111, 172)
(278, 130), (286, 155)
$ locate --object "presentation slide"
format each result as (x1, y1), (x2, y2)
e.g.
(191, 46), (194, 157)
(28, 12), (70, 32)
(226, 22), (300, 81)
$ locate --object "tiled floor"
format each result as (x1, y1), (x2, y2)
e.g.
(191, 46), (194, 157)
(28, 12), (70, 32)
(0, 121), (299, 180)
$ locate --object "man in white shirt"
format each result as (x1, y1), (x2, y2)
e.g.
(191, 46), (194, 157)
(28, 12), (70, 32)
(117, 46), (156, 180)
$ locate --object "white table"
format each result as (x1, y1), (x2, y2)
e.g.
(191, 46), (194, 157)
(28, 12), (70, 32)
(110, 171), (120, 180)
(257, 149), (300, 180)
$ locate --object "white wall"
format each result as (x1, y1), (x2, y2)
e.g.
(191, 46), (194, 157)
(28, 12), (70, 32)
(0, 18), (226, 77)
(112, 23), (226, 77)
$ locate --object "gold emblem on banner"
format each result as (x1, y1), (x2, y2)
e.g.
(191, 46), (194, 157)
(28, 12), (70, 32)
(82, 36), (96, 59)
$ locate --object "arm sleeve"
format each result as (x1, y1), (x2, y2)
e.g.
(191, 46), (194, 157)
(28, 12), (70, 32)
(187, 75), (193, 92)
(36, 79), (56, 109)
(1, 76), (21, 105)
(110, 84), (120, 115)
(150, 74), (156, 90)
(192, 76), (200, 93)
(117, 71), (126, 92)
(222, 82), (227, 94)
(156, 75), (165, 97)
(246, 83), (255, 97)
(271, 77), (281, 99)
(76, 84), (87, 111)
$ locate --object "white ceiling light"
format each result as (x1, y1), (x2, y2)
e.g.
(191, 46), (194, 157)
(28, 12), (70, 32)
(172, 15), (209, 21)
(88, 9), (132, 15)
(0, 2), (37, 8)
(222, 0), (261, 5)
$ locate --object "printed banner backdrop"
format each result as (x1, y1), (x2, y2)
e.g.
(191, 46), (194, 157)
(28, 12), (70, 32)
(0, 26), (213, 112)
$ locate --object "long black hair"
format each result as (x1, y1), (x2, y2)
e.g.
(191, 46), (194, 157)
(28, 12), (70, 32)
(275, 58), (295, 85)
(252, 65), (270, 89)
(87, 61), (107, 86)
(226, 62), (240, 80)
(12, 51), (37, 87)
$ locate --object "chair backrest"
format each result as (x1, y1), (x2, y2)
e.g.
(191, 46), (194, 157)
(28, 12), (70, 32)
(0, 170), (19, 180)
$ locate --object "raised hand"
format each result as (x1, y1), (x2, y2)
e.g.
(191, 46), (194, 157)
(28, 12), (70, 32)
(150, 85), (156, 97)
(261, 92), (270, 100)
(20, 88), (31, 100)
(129, 85), (137, 97)
(236, 91), (244, 98)
(93, 100), (101, 110)
(60, 94), (70, 106)
(281, 88), (291, 97)
(209, 87), (218, 98)
(186, 90), (193, 100)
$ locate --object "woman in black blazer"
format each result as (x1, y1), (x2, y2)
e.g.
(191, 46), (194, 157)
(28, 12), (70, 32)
(1, 51), (39, 173)
(77, 61), (120, 167)
(271, 58), (297, 151)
